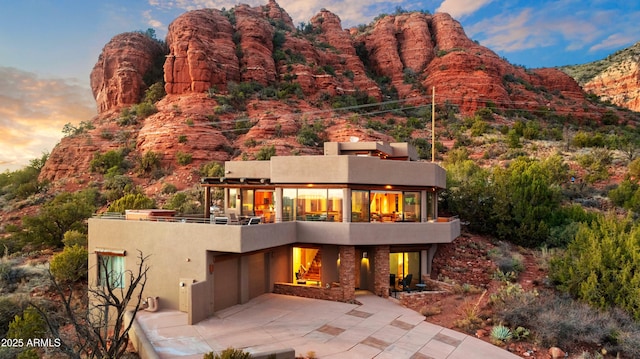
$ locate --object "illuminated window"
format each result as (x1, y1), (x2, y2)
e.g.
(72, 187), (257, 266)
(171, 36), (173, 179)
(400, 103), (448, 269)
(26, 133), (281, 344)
(293, 247), (322, 285)
(282, 188), (343, 222)
(389, 252), (419, 288)
(351, 190), (370, 222)
(403, 192), (421, 222)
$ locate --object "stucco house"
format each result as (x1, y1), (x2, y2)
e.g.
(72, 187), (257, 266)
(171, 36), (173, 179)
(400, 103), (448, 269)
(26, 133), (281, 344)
(88, 141), (460, 324)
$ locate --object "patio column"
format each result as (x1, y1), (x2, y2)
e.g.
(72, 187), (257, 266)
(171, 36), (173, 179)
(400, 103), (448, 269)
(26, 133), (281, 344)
(204, 186), (211, 219)
(373, 245), (390, 298)
(338, 246), (355, 301)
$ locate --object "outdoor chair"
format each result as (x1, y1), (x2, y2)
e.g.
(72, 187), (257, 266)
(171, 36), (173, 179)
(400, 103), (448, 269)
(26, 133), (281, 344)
(399, 274), (413, 292)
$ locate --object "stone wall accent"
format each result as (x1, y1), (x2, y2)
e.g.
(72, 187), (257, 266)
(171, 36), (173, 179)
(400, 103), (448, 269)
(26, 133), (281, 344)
(273, 283), (347, 302)
(398, 290), (450, 308)
(373, 245), (390, 298)
(339, 246), (356, 302)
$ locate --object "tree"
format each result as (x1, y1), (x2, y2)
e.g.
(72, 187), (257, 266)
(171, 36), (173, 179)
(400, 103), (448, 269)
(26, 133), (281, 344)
(550, 215), (640, 320)
(49, 244), (88, 282)
(491, 157), (564, 247)
(15, 189), (100, 248)
(35, 251), (150, 358)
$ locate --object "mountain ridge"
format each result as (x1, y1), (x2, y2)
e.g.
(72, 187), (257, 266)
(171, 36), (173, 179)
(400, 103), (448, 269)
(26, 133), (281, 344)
(37, 1), (639, 197)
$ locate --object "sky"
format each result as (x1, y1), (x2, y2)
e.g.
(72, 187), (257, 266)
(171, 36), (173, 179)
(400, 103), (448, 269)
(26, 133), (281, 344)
(0, 0), (638, 172)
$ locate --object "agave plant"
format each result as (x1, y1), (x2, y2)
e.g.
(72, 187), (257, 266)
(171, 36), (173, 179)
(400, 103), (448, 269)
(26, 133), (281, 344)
(490, 324), (513, 344)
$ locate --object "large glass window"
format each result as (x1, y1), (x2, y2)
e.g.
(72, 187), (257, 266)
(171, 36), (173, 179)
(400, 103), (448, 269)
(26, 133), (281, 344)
(254, 190), (275, 223)
(370, 191), (401, 222)
(351, 190), (370, 222)
(389, 252), (419, 289)
(282, 189), (296, 222)
(227, 188), (238, 209)
(282, 188), (343, 222)
(98, 254), (125, 288)
(403, 192), (421, 222)
(293, 247), (322, 285)
(240, 189), (254, 216)
(427, 190), (436, 220)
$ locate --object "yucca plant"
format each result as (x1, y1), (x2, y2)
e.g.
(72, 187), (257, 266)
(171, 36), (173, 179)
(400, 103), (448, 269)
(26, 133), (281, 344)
(490, 324), (513, 344)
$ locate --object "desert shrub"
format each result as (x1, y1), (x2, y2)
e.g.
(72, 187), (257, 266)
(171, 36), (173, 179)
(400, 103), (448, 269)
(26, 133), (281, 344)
(14, 189), (100, 248)
(143, 82), (166, 103)
(0, 154), (49, 200)
(49, 244), (88, 282)
(176, 151), (193, 166)
(7, 306), (46, 340)
(550, 214), (640, 320)
(137, 151), (162, 177)
(297, 121), (326, 146)
(203, 348), (251, 359)
(103, 173), (135, 201)
(608, 179), (640, 213)
(200, 162), (225, 178)
(575, 149), (611, 184)
(0, 298), (25, 338)
(61, 230), (87, 248)
(90, 149), (127, 174)
(470, 117), (489, 136)
(164, 190), (203, 215)
(572, 131), (605, 148)
(162, 183), (178, 194)
(107, 193), (156, 213)
(178, 134), (188, 143)
(255, 145), (276, 160)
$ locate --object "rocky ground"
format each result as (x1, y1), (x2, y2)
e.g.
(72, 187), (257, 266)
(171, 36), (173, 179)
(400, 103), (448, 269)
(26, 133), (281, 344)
(406, 233), (595, 359)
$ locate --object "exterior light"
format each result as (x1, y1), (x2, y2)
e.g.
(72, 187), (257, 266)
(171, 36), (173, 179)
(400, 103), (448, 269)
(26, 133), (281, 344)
(385, 185), (392, 189)
(362, 251), (367, 258)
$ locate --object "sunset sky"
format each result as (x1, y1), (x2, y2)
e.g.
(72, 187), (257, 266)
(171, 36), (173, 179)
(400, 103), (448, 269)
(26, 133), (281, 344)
(1, 0), (638, 171)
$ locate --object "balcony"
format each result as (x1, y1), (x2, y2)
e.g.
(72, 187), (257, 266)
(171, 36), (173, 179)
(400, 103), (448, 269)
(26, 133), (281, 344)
(88, 216), (460, 254)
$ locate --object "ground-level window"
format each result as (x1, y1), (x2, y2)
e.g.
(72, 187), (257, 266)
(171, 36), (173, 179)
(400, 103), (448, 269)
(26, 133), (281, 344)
(389, 252), (419, 289)
(293, 247), (322, 285)
(97, 253), (125, 288)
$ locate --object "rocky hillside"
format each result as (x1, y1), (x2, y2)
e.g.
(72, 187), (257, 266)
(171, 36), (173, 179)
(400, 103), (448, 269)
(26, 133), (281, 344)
(560, 41), (640, 112)
(38, 0), (638, 197)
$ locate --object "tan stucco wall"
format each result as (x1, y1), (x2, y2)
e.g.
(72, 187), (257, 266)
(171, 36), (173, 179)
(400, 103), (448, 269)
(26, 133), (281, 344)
(268, 156), (446, 188)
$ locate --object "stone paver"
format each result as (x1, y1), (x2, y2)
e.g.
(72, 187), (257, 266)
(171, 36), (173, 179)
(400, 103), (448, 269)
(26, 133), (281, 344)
(134, 292), (521, 358)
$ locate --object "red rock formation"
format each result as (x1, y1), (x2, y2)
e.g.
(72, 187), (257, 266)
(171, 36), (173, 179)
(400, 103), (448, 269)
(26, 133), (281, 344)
(91, 32), (166, 113)
(41, 1), (628, 193)
(164, 9), (239, 94)
(583, 60), (640, 112)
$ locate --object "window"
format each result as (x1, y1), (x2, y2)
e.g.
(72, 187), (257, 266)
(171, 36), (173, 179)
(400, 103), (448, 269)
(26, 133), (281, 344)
(389, 252), (419, 288)
(402, 192), (421, 222)
(351, 190), (370, 222)
(241, 189), (254, 216)
(282, 188), (344, 222)
(293, 247), (321, 285)
(97, 253), (125, 288)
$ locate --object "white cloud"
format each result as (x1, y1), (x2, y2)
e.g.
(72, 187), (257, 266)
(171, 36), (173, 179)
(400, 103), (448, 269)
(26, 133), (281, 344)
(436, 0), (493, 19)
(143, 10), (164, 29)
(147, 0), (406, 28)
(0, 67), (96, 172)
(590, 33), (637, 52)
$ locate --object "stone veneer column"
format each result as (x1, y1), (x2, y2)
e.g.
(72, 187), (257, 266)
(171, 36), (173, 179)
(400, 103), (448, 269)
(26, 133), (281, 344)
(338, 246), (356, 302)
(373, 245), (390, 298)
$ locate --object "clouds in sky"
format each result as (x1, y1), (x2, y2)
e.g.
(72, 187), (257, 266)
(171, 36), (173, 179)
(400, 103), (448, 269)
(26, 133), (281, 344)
(436, 0), (493, 19)
(0, 67), (96, 172)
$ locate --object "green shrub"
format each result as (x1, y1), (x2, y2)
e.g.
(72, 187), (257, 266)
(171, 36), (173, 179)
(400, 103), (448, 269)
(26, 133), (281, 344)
(7, 306), (46, 340)
(164, 190), (202, 215)
(62, 230), (87, 247)
(490, 324), (512, 344)
(137, 151), (162, 176)
(107, 193), (156, 213)
(255, 145), (276, 160)
(200, 162), (225, 177)
(90, 149), (127, 174)
(178, 135), (188, 143)
(550, 214), (640, 320)
(176, 151), (193, 166)
(297, 121), (326, 147)
(143, 82), (166, 103)
(49, 244), (88, 282)
(0, 297), (24, 338)
(162, 183), (178, 194)
(203, 348), (251, 359)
